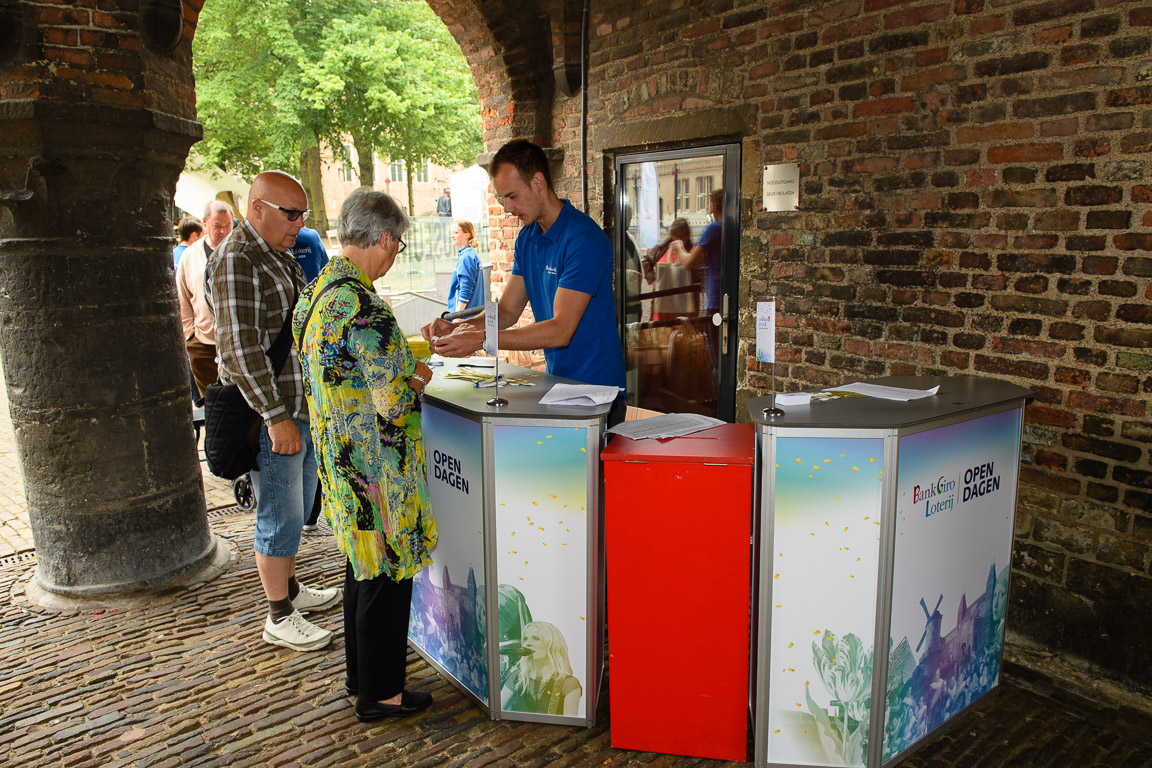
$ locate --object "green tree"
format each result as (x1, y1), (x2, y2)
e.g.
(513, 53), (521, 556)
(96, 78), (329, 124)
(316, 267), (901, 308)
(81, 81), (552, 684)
(304, 0), (482, 213)
(192, 0), (372, 234)
(193, 0), (481, 228)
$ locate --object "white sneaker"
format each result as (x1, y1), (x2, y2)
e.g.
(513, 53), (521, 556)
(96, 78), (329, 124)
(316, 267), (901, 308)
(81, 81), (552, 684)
(262, 610), (333, 652)
(293, 583), (342, 613)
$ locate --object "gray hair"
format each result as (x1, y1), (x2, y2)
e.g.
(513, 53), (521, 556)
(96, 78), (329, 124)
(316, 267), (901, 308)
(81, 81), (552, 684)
(337, 188), (408, 249)
(203, 199), (235, 219)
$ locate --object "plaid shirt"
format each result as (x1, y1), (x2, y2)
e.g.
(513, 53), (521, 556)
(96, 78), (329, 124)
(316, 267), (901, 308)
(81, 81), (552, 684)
(206, 219), (308, 425)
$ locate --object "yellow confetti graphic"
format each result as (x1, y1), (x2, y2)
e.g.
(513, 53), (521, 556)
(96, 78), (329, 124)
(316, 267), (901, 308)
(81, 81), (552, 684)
(796, 457), (802, 464)
(870, 457), (877, 462)
(787, 642), (794, 649)
(852, 466), (859, 471)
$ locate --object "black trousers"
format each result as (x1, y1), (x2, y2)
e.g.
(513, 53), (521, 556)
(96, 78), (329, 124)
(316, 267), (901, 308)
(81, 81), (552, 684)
(344, 561), (414, 704)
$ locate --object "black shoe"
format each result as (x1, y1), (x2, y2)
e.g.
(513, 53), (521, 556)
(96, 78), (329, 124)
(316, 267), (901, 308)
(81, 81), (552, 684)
(345, 680), (356, 697)
(355, 690), (433, 722)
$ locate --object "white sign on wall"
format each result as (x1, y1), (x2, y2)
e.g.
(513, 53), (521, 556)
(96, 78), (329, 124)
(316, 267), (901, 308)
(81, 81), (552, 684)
(762, 163), (799, 211)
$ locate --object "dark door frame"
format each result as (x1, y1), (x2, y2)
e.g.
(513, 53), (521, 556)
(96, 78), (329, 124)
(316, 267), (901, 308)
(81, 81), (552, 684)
(612, 143), (742, 422)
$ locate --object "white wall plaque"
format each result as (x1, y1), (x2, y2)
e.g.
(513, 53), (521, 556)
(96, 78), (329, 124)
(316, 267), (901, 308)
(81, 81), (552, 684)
(762, 163), (799, 211)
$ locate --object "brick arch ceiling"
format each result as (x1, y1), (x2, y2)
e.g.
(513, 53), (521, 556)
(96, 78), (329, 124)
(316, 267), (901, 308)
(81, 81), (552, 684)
(182, 0), (553, 150)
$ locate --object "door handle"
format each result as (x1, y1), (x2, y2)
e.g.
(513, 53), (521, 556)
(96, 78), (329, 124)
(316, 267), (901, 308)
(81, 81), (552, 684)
(712, 293), (729, 354)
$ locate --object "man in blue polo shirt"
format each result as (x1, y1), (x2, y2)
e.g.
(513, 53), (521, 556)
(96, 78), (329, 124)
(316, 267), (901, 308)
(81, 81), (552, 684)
(422, 139), (625, 420)
(289, 226), (329, 282)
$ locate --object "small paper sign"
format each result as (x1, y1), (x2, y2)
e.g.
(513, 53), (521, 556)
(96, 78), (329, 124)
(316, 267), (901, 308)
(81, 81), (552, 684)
(762, 163), (799, 211)
(483, 300), (498, 357)
(756, 300), (776, 363)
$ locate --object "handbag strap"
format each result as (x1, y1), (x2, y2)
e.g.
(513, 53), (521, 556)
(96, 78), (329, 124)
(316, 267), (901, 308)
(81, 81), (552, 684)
(266, 287), (300, 378)
(297, 276), (358, 347)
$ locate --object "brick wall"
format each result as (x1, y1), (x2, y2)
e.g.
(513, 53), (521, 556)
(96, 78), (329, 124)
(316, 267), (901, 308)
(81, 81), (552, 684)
(572, 0), (1152, 689)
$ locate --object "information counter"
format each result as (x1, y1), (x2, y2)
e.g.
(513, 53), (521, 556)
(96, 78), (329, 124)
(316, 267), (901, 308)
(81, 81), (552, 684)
(409, 358), (611, 726)
(747, 376), (1031, 768)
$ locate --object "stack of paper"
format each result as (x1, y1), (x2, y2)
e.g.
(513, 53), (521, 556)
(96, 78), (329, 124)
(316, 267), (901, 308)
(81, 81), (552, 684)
(606, 412), (726, 440)
(822, 382), (940, 401)
(540, 384), (621, 406)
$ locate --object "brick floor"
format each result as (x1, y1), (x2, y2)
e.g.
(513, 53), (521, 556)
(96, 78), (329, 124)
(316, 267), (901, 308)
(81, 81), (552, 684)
(0, 508), (1148, 768)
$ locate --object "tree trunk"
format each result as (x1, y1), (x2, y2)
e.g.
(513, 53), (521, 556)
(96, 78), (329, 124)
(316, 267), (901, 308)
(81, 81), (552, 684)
(405, 157), (416, 215)
(352, 132), (375, 189)
(299, 136), (331, 235)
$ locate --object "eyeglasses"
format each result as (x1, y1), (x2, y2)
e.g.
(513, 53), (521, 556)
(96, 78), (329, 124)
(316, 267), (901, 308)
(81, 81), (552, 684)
(258, 199), (310, 222)
(396, 237), (407, 254)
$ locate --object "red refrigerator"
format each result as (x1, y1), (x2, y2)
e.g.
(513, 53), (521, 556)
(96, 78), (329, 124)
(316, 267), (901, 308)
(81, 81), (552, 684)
(601, 422), (755, 760)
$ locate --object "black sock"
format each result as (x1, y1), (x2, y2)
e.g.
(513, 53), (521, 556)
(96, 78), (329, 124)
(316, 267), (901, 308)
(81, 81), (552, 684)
(288, 576), (300, 601)
(269, 597), (294, 622)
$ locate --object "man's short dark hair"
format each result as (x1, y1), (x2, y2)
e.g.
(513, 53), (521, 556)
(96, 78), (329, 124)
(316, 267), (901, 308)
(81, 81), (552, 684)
(177, 216), (202, 241)
(491, 139), (553, 190)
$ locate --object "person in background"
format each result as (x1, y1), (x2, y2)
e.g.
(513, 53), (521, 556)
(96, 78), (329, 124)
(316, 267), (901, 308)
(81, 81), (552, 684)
(642, 217), (695, 322)
(290, 226), (330, 283)
(446, 220), (484, 313)
(436, 188), (451, 217)
(669, 189), (722, 317)
(175, 200), (234, 398)
(173, 216), (202, 266)
(292, 187), (437, 721)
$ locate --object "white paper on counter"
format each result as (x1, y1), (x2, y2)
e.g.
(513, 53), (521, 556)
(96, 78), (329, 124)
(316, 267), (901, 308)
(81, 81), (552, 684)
(606, 412), (726, 440)
(539, 383), (621, 406)
(773, 392), (812, 406)
(825, 382), (940, 401)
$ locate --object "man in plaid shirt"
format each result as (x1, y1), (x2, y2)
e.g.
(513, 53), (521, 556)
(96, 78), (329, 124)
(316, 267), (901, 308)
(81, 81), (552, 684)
(207, 171), (340, 651)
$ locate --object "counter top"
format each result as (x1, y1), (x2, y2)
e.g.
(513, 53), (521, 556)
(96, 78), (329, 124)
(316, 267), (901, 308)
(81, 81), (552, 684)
(746, 375), (1033, 430)
(421, 357), (614, 420)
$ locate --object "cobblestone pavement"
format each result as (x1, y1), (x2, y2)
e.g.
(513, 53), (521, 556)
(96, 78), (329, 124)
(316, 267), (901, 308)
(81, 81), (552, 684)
(0, 508), (1150, 768)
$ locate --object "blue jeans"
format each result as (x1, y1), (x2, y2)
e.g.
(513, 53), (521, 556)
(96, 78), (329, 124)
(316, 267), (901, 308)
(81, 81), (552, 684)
(251, 418), (318, 558)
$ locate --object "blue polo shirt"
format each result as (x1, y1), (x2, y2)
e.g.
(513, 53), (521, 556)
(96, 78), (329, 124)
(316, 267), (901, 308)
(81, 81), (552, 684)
(290, 228), (329, 282)
(697, 220), (722, 313)
(511, 200), (625, 390)
(447, 245), (484, 312)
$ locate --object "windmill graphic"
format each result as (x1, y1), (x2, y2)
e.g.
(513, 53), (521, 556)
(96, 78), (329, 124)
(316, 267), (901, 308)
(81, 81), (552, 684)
(916, 594), (943, 655)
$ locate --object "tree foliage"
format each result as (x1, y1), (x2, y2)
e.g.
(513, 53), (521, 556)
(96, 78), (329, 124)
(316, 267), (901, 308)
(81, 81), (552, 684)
(192, 0), (482, 214)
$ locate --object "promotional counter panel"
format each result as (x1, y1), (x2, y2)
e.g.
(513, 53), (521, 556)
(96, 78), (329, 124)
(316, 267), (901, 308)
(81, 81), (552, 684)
(748, 376), (1032, 768)
(409, 359), (611, 726)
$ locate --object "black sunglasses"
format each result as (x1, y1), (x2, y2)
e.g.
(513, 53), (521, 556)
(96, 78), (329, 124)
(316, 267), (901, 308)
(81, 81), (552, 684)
(259, 199), (311, 222)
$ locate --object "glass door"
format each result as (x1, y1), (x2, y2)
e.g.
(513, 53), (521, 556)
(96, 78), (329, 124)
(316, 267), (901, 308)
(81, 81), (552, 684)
(614, 145), (741, 421)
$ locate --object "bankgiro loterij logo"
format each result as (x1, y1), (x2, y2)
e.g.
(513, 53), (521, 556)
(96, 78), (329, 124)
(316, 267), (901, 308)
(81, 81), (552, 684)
(912, 461), (1001, 518)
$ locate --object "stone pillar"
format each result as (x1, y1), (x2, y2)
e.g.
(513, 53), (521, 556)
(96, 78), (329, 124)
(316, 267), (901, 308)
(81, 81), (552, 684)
(0, 2), (216, 597)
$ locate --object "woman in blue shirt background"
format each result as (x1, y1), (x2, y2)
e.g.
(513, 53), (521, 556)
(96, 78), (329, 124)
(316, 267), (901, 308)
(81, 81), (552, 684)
(446, 220), (484, 313)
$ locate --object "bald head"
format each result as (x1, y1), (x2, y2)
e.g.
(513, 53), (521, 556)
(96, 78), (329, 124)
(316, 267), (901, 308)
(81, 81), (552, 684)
(248, 171), (308, 251)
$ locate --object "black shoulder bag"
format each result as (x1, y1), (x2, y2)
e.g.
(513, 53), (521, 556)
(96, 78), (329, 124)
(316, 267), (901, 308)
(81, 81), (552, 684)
(202, 277), (357, 480)
(203, 290), (298, 480)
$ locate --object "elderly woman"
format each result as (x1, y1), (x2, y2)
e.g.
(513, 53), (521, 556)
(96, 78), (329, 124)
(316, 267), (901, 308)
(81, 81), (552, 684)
(291, 188), (438, 722)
